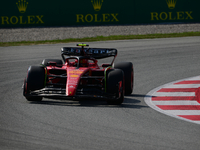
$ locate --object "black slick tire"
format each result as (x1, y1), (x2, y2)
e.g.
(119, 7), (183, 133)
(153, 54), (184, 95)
(23, 66), (45, 101)
(113, 62), (133, 95)
(106, 69), (124, 105)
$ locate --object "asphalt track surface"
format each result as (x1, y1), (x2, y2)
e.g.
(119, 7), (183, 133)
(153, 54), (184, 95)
(0, 37), (200, 150)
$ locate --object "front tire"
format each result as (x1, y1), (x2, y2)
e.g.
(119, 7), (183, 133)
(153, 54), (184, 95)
(113, 62), (134, 95)
(106, 69), (124, 105)
(23, 66), (45, 101)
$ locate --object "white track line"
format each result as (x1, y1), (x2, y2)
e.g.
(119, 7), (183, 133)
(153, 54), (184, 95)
(166, 84), (200, 88)
(165, 110), (200, 115)
(152, 101), (199, 105)
(152, 92), (195, 97)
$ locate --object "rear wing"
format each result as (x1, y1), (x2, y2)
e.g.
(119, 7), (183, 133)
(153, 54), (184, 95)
(61, 47), (117, 59)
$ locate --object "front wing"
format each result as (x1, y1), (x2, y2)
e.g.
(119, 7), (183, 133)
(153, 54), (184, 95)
(24, 84), (123, 101)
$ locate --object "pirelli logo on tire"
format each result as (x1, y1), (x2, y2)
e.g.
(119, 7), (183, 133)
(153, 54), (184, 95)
(1, 0), (44, 26)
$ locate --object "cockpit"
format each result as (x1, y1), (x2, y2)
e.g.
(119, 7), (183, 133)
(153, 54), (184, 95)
(65, 56), (97, 68)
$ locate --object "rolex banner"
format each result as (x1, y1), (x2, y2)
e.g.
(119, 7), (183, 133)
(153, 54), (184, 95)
(0, 0), (199, 28)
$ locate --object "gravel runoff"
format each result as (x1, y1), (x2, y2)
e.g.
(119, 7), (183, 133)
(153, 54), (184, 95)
(0, 23), (200, 42)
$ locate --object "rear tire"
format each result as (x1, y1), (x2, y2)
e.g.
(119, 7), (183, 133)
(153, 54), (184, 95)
(113, 62), (134, 95)
(106, 69), (124, 105)
(23, 66), (45, 101)
(42, 59), (63, 67)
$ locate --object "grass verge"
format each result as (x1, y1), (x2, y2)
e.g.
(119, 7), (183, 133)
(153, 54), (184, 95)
(1, 31), (200, 47)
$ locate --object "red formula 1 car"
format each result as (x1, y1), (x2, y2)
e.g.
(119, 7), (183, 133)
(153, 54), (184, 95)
(23, 44), (133, 104)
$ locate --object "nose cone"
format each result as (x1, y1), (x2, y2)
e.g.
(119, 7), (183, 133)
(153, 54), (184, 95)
(67, 85), (76, 96)
(66, 68), (89, 96)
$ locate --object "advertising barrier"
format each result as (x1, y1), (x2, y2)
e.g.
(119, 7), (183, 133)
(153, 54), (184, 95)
(1, 0), (199, 28)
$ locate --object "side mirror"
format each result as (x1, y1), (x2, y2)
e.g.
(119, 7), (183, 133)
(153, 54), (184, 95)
(47, 61), (57, 66)
(102, 64), (111, 67)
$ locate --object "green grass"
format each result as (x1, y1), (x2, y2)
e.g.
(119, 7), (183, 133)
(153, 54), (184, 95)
(1, 31), (200, 47)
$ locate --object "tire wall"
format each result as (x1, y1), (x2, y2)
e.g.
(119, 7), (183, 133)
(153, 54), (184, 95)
(1, 0), (199, 28)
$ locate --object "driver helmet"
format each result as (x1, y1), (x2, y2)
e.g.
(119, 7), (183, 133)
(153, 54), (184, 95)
(80, 59), (88, 67)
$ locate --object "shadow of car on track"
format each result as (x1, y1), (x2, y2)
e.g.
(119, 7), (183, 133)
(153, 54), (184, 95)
(27, 94), (149, 109)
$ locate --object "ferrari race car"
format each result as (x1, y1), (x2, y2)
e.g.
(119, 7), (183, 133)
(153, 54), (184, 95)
(23, 44), (133, 105)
